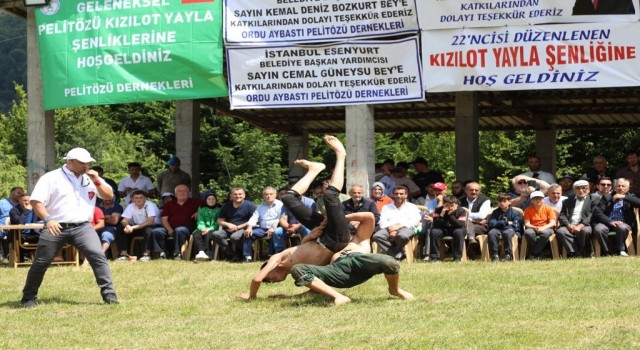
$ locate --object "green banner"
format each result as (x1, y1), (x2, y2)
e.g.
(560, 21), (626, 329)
(36, 0), (228, 110)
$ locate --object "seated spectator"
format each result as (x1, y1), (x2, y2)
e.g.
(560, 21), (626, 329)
(118, 190), (161, 261)
(510, 175), (551, 210)
(211, 187), (256, 262)
(276, 187), (315, 248)
(594, 177), (613, 198)
(160, 192), (175, 208)
(520, 155), (556, 184)
(0, 186), (24, 260)
(543, 184), (567, 218)
(558, 174), (575, 197)
(425, 182), (446, 212)
(556, 180), (596, 258)
(592, 178), (640, 256)
(243, 187), (284, 262)
(193, 193), (222, 261)
(9, 193), (40, 262)
(429, 195), (467, 263)
(412, 157), (445, 199)
(523, 191), (556, 260)
(459, 181), (491, 246)
(150, 184), (200, 260)
(157, 156), (192, 195)
(97, 197), (124, 256)
(615, 150), (640, 196)
(390, 166), (421, 199)
(342, 184), (380, 232)
(370, 182), (393, 213)
(83, 206), (106, 266)
(487, 193), (522, 262)
(373, 186), (421, 261)
(118, 162), (156, 205)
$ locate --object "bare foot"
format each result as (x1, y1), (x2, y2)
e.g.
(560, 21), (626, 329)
(334, 295), (351, 306)
(294, 159), (326, 172)
(390, 289), (414, 300)
(323, 135), (346, 156)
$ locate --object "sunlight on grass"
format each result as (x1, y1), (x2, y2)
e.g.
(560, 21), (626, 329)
(2, 257), (640, 349)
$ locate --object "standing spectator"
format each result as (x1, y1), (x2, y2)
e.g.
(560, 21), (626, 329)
(592, 178), (640, 256)
(193, 193), (222, 261)
(91, 166), (120, 205)
(374, 162), (396, 197)
(119, 190), (161, 261)
(373, 186), (421, 261)
(390, 167), (421, 199)
(211, 187), (256, 261)
(412, 157), (445, 198)
(615, 150), (640, 196)
(556, 180), (597, 258)
(523, 191), (557, 260)
(451, 181), (465, 198)
(581, 155), (615, 186)
(118, 162), (156, 205)
(21, 148), (118, 307)
(520, 155), (556, 185)
(157, 156), (192, 195)
(149, 184), (200, 260)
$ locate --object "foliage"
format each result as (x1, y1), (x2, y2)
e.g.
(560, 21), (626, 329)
(1, 257), (640, 349)
(0, 12), (27, 114)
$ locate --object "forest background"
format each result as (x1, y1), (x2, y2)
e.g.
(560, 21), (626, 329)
(1, 12), (639, 203)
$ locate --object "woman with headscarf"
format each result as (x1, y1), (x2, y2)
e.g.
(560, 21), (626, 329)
(193, 193), (222, 261)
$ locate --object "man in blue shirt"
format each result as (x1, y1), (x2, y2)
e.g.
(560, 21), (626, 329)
(211, 187), (257, 262)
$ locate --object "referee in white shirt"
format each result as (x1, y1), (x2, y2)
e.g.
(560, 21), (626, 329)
(21, 148), (118, 308)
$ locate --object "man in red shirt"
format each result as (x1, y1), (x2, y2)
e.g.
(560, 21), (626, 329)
(149, 184), (200, 260)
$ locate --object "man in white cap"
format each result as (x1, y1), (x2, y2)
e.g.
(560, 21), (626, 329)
(523, 190), (556, 259)
(556, 180), (597, 258)
(21, 148), (118, 308)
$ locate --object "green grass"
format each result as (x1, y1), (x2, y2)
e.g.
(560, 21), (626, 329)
(2, 257), (640, 349)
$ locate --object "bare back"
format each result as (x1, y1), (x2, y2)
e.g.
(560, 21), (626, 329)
(279, 241), (334, 270)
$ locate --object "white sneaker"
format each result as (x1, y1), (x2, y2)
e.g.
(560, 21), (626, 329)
(140, 254), (151, 262)
(195, 251), (209, 261)
(159, 252), (166, 259)
(620, 251), (629, 257)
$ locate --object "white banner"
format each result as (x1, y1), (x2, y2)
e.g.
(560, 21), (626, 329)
(417, 0), (639, 30)
(227, 37), (424, 109)
(224, 0), (419, 44)
(423, 22), (640, 92)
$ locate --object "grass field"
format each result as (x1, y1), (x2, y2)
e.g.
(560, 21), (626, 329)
(2, 257), (640, 349)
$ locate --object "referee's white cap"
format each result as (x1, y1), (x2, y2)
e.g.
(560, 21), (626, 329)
(63, 148), (96, 163)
